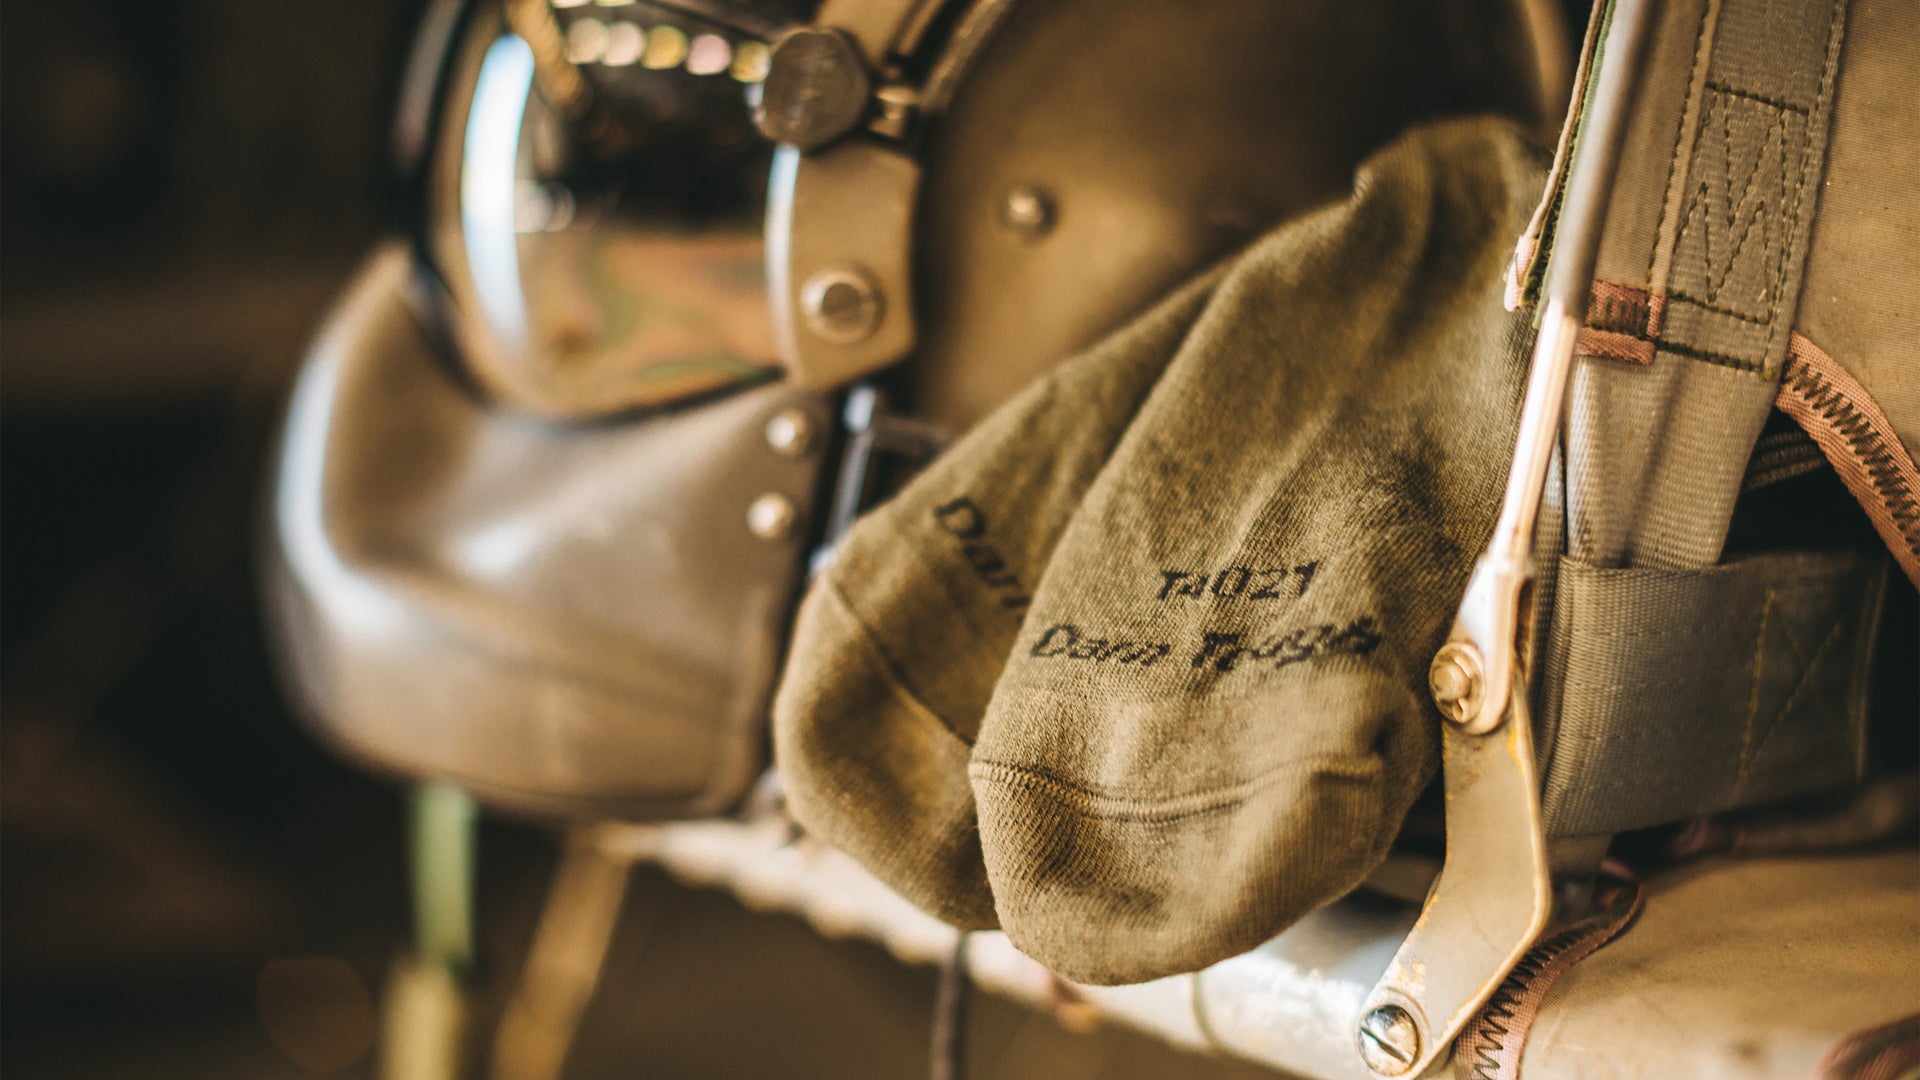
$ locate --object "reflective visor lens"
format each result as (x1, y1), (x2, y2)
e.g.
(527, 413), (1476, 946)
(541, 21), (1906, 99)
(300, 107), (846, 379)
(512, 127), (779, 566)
(426, 1), (783, 417)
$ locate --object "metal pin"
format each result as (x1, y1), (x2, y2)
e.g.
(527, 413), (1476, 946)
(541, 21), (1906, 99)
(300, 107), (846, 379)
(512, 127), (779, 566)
(1429, 642), (1485, 726)
(870, 84), (918, 140)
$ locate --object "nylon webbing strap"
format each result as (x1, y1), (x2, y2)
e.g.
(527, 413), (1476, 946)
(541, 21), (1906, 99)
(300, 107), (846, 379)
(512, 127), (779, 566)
(1540, 549), (1884, 836)
(1653, 0), (1848, 379)
(1561, 0), (1852, 570)
(1536, 0), (1878, 836)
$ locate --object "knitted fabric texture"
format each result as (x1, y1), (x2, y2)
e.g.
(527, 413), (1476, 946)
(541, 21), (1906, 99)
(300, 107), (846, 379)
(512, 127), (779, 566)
(773, 271), (1222, 928)
(970, 117), (1543, 983)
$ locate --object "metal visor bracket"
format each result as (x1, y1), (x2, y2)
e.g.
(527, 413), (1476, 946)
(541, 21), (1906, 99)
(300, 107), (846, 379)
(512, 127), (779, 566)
(759, 0), (1018, 390)
(765, 139), (922, 388)
(1355, 0), (1656, 1074)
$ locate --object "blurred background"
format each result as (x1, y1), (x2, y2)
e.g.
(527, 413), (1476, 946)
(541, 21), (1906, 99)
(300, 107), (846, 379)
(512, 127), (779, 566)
(0, 3), (1288, 1076)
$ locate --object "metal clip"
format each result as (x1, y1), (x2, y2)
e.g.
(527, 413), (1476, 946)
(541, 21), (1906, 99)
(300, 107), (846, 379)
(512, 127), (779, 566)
(812, 384), (949, 571)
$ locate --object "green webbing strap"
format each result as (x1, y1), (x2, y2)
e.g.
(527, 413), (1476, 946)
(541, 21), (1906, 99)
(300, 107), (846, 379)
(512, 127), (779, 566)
(1561, 0), (1852, 571)
(1658, 0), (1849, 380)
(1539, 0), (1875, 836)
(1541, 549), (1885, 836)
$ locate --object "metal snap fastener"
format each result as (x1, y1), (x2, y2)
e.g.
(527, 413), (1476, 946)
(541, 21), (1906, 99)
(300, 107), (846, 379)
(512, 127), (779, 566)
(800, 268), (882, 345)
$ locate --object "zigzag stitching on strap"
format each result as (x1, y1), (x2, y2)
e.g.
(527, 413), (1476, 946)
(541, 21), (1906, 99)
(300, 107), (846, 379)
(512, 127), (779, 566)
(1678, 89), (1797, 314)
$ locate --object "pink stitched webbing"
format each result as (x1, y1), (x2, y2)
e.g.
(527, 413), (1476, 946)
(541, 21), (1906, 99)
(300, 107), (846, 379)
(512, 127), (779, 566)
(1814, 1012), (1920, 1080)
(1776, 332), (1920, 588)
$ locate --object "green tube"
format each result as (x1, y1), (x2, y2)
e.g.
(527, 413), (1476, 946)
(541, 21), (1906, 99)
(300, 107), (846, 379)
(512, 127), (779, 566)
(411, 781), (478, 978)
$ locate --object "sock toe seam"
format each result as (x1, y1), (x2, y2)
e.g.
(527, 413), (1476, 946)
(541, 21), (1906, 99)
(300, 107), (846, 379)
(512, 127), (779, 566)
(968, 755), (1379, 823)
(819, 575), (979, 749)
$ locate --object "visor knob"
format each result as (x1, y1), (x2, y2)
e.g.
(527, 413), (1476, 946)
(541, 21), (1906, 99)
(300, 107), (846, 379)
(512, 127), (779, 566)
(800, 268), (883, 344)
(755, 28), (871, 152)
(747, 493), (801, 542)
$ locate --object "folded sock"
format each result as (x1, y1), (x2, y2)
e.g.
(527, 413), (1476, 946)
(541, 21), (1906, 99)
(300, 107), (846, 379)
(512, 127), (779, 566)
(969, 117), (1546, 983)
(771, 270), (1221, 928)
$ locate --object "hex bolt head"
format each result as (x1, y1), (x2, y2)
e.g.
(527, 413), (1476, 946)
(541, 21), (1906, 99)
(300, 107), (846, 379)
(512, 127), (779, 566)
(753, 28), (871, 152)
(1429, 641), (1485, 726)
(747, 493), (799, 542)
(800, 268), (883, 344)
(764, 409), (815, 457)
(1358, 1005), (1421, 1076)
(1000, 184), (1055, 239)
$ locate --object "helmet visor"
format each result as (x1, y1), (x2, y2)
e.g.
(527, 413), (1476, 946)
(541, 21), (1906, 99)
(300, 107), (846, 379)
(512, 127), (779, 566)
(424, 0), (787, 417)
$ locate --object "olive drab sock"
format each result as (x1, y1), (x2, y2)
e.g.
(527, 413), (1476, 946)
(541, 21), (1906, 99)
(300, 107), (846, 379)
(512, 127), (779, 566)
(771, 270), (1222, 929)
(968, 117), (1546, 984)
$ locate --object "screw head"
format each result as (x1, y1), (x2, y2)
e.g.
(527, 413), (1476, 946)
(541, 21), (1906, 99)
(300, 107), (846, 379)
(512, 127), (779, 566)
(800, 268), (883, 344)
(1000, 184), (1055, 239)
(753, 28), (870, 152)
(747, 493), (799, 542)
(1429, 642), (1485, 726)
(764, 409), (815, 457)
(1358, 1005), (1421, 1076)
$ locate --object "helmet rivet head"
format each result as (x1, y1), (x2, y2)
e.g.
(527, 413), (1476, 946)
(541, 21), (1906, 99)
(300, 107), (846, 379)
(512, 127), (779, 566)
(1358, 1005), (1420, 1076)
(747, 493), (799, 542)
(764, 409), (815, 457)
(1000, 184), (1055, 239)
(1429, 642), (1484, 726)
(800, 268), (882, 344)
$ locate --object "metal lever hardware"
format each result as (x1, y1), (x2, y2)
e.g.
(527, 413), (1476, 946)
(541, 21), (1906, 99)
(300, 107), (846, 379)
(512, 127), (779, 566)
(1353, 295), (1582, 1079)
(1357, 668), (1551, 1078)
(1354, 0), (1655, 1071)
(1352, 301), (1577, 1077)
